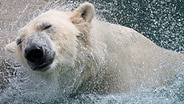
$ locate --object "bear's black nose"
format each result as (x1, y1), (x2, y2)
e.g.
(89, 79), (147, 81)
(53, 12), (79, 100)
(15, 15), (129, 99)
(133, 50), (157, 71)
(24, 44), (44, 63)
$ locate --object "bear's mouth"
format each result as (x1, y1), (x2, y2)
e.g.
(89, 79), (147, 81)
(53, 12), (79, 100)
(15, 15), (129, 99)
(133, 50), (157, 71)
(32, 61), (52, 71)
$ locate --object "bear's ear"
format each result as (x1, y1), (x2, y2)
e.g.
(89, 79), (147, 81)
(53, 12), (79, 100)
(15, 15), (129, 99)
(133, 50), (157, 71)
(5, 41), (17, 53)
(70, 2), (95, 24)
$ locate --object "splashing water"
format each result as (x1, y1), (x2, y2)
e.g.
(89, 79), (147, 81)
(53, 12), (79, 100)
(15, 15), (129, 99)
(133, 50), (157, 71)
(0, 0), (184, 104)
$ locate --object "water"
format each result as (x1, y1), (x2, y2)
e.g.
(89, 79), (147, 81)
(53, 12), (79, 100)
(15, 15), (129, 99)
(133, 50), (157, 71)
(0, 0), (184, 104)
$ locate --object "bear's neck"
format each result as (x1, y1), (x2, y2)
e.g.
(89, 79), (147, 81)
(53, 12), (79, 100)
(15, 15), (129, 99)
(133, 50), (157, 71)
(69, 42), (106, 95)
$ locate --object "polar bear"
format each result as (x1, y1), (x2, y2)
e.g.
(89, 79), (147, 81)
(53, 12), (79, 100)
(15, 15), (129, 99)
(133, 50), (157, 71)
(5, 2), (183, 95)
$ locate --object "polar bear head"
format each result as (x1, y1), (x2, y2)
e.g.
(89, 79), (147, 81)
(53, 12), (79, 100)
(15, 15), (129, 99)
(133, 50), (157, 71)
(5, 3), (95, 72)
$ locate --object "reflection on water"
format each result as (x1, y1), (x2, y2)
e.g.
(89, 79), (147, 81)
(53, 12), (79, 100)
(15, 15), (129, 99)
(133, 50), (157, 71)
(0, 0), (184, 104)
(91, 0), (184, 52)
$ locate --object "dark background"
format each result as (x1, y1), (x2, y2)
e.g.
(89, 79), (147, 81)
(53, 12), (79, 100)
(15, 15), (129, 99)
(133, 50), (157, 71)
(65, 0), (184, 52)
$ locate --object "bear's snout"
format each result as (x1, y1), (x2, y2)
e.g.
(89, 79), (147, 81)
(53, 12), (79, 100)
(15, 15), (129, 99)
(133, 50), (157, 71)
(23, 33), (55, 71)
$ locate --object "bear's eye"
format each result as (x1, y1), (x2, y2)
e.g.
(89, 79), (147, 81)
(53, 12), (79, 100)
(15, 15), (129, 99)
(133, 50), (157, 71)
(16, 38), (22, 45)
(40, 22), (52, 30)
